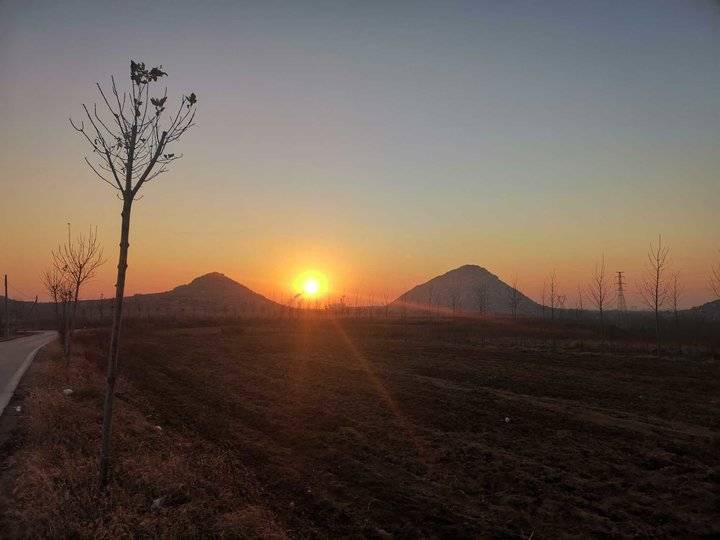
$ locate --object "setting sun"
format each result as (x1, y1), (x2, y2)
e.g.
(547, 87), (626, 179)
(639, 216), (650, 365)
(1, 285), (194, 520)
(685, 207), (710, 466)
(293, 270), (328, 298)
(303, 277), (320, 296)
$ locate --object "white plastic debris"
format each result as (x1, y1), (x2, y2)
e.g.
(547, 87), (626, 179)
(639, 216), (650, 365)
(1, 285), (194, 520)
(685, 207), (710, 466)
(14, 406), (21, 413)
(151, 496), (166, 512)
(62, 388), (73, 396)
(154, 425), (163, 431)
(504, 416), (511, 423)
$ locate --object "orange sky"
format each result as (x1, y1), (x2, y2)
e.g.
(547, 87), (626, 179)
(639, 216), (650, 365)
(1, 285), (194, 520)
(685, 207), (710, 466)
(1, 2), (719, 309)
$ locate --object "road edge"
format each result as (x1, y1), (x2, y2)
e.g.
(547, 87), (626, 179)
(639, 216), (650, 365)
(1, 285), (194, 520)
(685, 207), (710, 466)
(0, 334), (56, 417)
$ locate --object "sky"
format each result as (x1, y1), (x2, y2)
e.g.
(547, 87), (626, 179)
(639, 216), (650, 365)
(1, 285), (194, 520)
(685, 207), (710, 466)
(1, 0), (719, 308)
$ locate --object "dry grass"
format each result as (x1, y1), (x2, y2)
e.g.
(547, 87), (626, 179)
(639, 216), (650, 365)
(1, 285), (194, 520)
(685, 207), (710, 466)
(0, 340), (285, 539)
(1, 319), (719, 537)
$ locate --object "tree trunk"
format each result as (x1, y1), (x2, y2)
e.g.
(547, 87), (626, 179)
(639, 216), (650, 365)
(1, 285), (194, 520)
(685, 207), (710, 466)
(60, 300), (69, 351)
(52, 295), (61, 339)
(66, 283), (81, 358)
(655, 309), (661, 358)
(99, 197), (132, 489)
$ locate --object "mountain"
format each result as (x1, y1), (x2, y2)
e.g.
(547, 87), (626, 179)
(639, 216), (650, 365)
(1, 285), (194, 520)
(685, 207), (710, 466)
(1, 272), (282, 325)
(684, 298), (720, 321)
(393, 264), (540, 316)
(117, 272), (281, 317)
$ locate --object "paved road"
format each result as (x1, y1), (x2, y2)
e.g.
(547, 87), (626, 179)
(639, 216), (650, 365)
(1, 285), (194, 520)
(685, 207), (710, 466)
(0, 331), (56, 416)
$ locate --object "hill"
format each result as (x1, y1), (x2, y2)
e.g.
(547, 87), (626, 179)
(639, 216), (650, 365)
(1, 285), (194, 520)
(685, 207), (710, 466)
(130, 272), (280, 316)
(685, 298), (720, 322)
(393, 264), (540, 316)
(1, 272), (282, 325)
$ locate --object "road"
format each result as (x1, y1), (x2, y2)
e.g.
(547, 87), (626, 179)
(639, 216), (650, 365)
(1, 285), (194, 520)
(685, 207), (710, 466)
(0, 331), (56, 416)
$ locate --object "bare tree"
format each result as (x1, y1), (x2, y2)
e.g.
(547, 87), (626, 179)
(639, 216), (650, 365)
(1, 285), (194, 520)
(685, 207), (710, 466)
(575, 284), (583, 320)
(548, 271), (558, 321)
(476, 281), (488, 317)
(71, 60), (197, 488)
(638, 235), (670, 357)
(449, 277), (461, 317)
(507, 275), (520, 319)
(53, 226), (105, 357)
(427, 283), (435, 318)
(710, 251), (720, 300)
(42, 266), (74, 345)
(670, 272), (682, 328)
(587, 255), (612, 338)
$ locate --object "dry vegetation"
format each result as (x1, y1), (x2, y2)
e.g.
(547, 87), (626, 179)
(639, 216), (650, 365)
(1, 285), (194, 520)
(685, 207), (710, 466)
(1, 319), (719, 537)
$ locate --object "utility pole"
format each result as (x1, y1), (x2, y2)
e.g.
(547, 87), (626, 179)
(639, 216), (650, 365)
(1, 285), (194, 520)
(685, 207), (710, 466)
(4, 274), (9, 338)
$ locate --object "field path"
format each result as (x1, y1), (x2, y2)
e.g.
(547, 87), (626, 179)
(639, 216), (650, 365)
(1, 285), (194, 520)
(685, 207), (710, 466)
(0, 331), (56, 416)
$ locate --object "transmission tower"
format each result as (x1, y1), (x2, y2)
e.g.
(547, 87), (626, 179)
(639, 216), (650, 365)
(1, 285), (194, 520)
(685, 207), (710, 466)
(616, 271), (627, 313)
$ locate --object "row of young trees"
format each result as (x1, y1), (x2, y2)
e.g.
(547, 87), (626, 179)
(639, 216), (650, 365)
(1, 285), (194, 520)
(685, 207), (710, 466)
(42, 227), (105, 358)
(539, 236), (720, 357)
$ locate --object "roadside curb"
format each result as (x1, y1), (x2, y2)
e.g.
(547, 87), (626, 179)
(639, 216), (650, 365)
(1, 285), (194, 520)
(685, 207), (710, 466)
(0, 334), (56, 417)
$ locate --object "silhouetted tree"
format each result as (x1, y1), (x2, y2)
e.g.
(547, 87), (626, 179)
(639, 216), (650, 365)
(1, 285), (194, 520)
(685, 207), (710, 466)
(449, 276), (461, 317)
(638, 235), (670, 357)
(548, 271), (558, 321)
(587, 255), (612, 339)
(427, 283), (435, 318)
(575, 284), (584, 320)
(476, 281), (488, 317)
(710, 252), (720, 301)
(670, 272), (682, 328)
(42, 266), (73, 346)
(71, 60), (197, 488)
(53, 226), (105, 357)
(508, 275), (520, 319)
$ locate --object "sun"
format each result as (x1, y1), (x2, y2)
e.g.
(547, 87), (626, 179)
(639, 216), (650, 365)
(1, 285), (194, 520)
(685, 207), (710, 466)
(293, 270), (328, 298)
(303, 277), (320, 296)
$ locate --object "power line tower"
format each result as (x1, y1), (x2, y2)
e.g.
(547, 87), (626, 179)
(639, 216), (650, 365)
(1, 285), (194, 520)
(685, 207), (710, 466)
(616, 271), (627, 313)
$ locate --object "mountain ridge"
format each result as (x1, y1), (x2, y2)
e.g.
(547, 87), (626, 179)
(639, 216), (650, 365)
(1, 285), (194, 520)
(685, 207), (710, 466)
(393, 264), (540, 316)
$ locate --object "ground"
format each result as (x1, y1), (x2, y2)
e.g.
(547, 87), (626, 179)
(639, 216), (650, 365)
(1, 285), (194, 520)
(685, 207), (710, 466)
(1, 319), (718, 538)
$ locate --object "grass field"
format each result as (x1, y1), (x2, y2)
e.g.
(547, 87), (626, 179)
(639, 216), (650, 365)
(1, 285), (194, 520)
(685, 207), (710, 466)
(1, 319), (719, 537)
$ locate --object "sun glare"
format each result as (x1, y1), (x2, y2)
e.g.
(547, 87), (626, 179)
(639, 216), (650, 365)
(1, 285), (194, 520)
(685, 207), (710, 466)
(303, 277), (320, 296)
(294, 270), (328, 298)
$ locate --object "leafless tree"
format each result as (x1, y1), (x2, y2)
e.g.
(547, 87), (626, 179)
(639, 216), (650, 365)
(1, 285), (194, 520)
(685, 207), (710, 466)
(449, 277), (461, 317)
(476, 281), (488, 317)
(52, 226), (105, 357)
(548, 271), (558, 321)
(670, 272), (682, 328)
(71, 60), (197, 488)
(541, 281), (547, 319)
(587, 255), (612, 337)
(710, 251), (720, 300)
(383, 290), (391, 318)
(507, 275), (520, 319)
(575, 284), (583, 320)
(42, 266), (74, 345)
(427, 283), (435, 318)
(638, 235), (670, 357)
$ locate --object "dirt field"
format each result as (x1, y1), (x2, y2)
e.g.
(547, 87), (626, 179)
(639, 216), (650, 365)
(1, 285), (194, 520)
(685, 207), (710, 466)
(1, 319), (719, 538)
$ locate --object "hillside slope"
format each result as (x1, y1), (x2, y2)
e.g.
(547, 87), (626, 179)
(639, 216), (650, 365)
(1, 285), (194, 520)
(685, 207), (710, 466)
(393, 264), (540, 316)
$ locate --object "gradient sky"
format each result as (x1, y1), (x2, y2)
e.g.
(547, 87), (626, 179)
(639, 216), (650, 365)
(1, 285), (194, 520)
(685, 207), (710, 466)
(1, 0), (719, 308)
